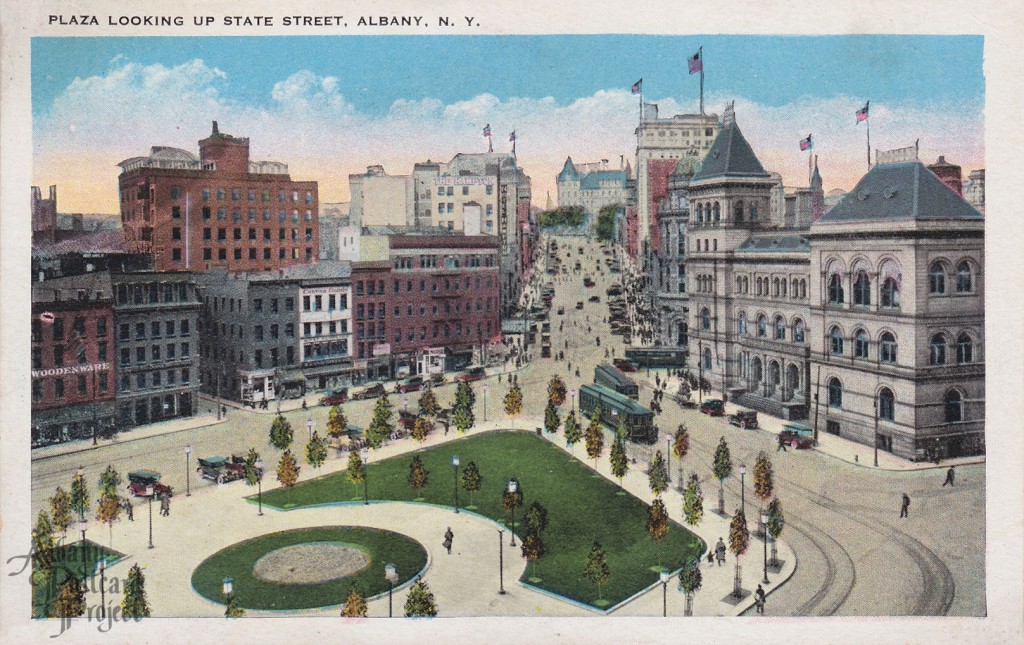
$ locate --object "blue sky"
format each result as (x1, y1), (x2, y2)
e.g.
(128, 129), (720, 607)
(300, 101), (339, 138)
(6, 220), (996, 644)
(31, 35), (984, 212)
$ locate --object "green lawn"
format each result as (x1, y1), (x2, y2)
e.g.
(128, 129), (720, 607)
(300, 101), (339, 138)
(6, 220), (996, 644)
(191, 526), (428, 611)
(33, 541), (124, 618)
(258, 431), (704, 609)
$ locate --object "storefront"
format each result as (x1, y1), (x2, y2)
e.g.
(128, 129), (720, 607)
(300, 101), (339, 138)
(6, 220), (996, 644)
(32, 400), (117, 448)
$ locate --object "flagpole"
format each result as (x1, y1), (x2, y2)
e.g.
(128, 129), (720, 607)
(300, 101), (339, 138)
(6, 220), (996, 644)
(699, 46), (704, 116)
(866, 101), (871, 167)
(809, 146), (813, 186)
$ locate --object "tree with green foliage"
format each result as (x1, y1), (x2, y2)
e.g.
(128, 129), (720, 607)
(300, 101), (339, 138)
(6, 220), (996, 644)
(564, 410), (581, 448)
(346, 449), (366, 486)
(96, 493), (122, 547)
(418, 387), (440, 418)
(584, 409), (604, 466)
(225, 594), (246, 618)
(502, 480), (524, 527)
(408, 456), (429, 493)
(53, 577), (86, 619)
(276, 450), (300, 487)
(460, 461), (482, 506)
(547, 375), (567, 407)
(305, 430), (328, 469)
(404, 577), (438, 617)
(49, 487), (73, 540)
(243, 448), (263, 487)
(452, 405), (474, 434)
(728, 509), (750, 597)
(523, 501), (549, 537)
(614, 416), (629, 444)
(646, 498), (669, 564)
(341, 588), (368, 617)
(713, 437), (733, 515)
(682, 474), (704, 528)
(453, 382), (475, 432)
(521, 533), (545, 576)
(269, 414), (294, 450)
(596, 204), (621, 242)
(672, 424), (690, 481)
(365, 395), (395, 449)
(609, 438), (629, 489)
(583, 541), (611, 601)
(678, 560), (703, 616)
(411, 415), (432, 442)
(538, 205), (587, 228)
(544, 400), (561, 435)
(753, 451), (774, 536)
(504, 381), (523, 416)
(121, 564), (151, 619)
(70, 470), (90, 522)
(98, 465), (122, 498)
(648, 450), (669, 497)
(767, 497), (785, 568)
(326, 405), (347, 438)
(32, 511), (56, 577)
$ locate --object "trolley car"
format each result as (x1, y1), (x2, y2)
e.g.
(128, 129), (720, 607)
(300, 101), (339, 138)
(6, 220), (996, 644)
(594, 363), (639, 399)
(624, 347), (688, 368)
(579, 383), (656, 444)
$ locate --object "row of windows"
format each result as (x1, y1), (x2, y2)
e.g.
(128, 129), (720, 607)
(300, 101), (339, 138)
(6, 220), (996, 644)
(826, 379), (967, 424)
(116, 282), (192, 306)
(391, 254), (497, 272)
(694, 200), (761, 225)
(392, 320), (494, 343)
(429, 185), (495, 197)
(118, 319), (192, 341)
(32, 372), (110, 402)
(188, 247), (314, 262)
(302, 321), (347, 337)
(253, 347), (295, 368)
(693, 238), (718, 253)
(190, 227), (314, 242)
(119, 368), (191, 393)
(733, 312), (807, 344)
(826, 327), (976, 365)
(249, 297), (295, 313)
(33, 342), (109, 369)
(389, 299), (495, 318)
(119, 343), (191, 366)
(736, 276), (808, 300)
(193, 187), (313, 205)
(929, 260), (976, 295)
(827, 273), (902, 308)
(31, 316), (108, 343)
(191, 207), (315, 224)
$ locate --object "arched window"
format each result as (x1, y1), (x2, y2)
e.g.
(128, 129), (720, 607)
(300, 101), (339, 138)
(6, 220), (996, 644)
(703, 347), (713, 370)
(712, 202), (720, 223)
(757, 315), (767, 337)
(774, 316), (786, 340)
(801, 279), (807, 299)
(854, 329), (869, 358)
(929, 262), (946, 295)
(944, 390), (963, 423)
(793, 319), (805, 343)
(791, 278), (798, 297)
(957, 333), (973, 363)
(696, 204), (704, 224)
(750, 202), (759, 220)
(930, 333), (947, 365)
(772, 278), (779, 297)
(830, 326), (844, 355)
(828, 377), (843, 407)
(881, 277), (900, 308)
(956, 261), (973, 293)
(828, 273), (845, 304)
(781, 279), (787, 297)
(737, 313), (747, 335)
(878, 388), (895, 421)
(853, 271), (871, 306)
(880, 332), (897, 363)
(734, 201), (744, 221)
(701, 308), (711, 331)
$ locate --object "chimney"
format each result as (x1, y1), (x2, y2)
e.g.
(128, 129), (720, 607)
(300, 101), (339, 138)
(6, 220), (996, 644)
(49, 185), (57, 201)
(212, 121), (219, 135)
(927, 155), (963, 197)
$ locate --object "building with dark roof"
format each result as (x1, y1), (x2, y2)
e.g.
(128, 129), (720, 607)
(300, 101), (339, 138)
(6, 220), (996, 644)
(555, 157), (632, 226)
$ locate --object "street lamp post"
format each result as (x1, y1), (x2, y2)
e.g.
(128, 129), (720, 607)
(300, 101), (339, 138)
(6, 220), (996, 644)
(145, 485), (154, 549)
(78, 517), (87, 544)
(739, 464), (747, 516)
(666, 436), (673, 484)
(361, 448), (369, 505)
(76, 467), (86, 522)
(570, 387), (576, 413)
(403, 396), (409, 414)
(451, 455), (460, 513)
(255, 458), (265, 516)
(99, 557), (107, 619)
(222, 577), (234, 617)
(185, 444), (192, 497)
(497, 528), (506, 594)
(307, 418), (314, 442)
(384, 564), (398, 617)
(660, 570), (671, 617)
(761, 512), (771, 585)
(482, 384), (489, 422)
(507, 479), (519, 546)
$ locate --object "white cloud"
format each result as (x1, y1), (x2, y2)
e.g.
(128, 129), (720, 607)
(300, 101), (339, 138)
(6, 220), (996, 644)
(34, 58), (984, 214)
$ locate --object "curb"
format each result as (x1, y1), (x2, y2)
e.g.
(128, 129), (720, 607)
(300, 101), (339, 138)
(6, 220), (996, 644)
(30, 417), (229, 462)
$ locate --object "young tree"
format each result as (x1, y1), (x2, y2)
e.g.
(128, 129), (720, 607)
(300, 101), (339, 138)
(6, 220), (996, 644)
(563, 410), (581, 448)
(753, 451), (774, 534)
(243, 448), (263, 487)
(520, 533), (545, 576)
(523, 501), (549, 537)
(460, 461), (482, 506)
(411, 415), (432, 442)
(276, 450), (300, 487)
(584, 410), (605, 467)
(96, 493), (122, 547)
(678, 560), (703, 616)
(346, 448), (366, 486)
(713, 437), (733, 515)
(544, 400), (561, 434)
(365, 396), (394, 449)
(502, 480), (524, 528)
(583, 541), (611, 601)
(614, 416), (629, 445)
(325, 405), (347, 438)
(648, 450), (669, 498)
(728, 509), (750, 597)
(32, 511), (56, 578)
(70, 470), (90, 522)
(766, 497), (786, 567)
(547, 374), (567, 407)
(305, 430), (328, 469)
(503, 381), (523, 417)
(269, 414), (294, 450)
(646, 498), (669, 555)
(97, 465), (122, 499)
(53, 577), (86, 619)
(682, 474), (704, 528)
(225, 594), (246, 618)
(404, 577), (438, 617)
(121, 564), (151, 619)
(49, 487), (73, 540)
(453, 382), (476, 432)
(341, 589), (368, 617)
(452, 404), (474, 434)
(672, 424), (690, 480)
(418, 387), (440, 418)
(609, 438), (629, 489)
(408, 455), (429, 494)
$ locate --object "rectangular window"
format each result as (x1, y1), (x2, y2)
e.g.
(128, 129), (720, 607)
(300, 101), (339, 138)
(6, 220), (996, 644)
(181, 368), (190, 383)
(55, 378), (65, 399)
(136, 346), (146, 363)
(98, 372), (109, 393)
(136, 373), (145, 389)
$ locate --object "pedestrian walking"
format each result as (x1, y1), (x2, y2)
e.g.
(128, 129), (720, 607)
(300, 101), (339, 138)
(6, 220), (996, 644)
(942, 466), (955, 487)
(754, 584), (766, 614)
(715, 538), (727, 566)
(160, 492), (170, 517)
(443, 527), (454, 555)
(706, 550), (715, 566)
(123, 497), (134, 521)
(899, 493), (910, 518)
(776, 435), (788, 452)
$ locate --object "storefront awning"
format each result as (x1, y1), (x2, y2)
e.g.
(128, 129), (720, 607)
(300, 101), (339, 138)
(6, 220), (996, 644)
(301, 362), (352, 378)
(33, 400), (116, 426)
(278, 369), (306, 384)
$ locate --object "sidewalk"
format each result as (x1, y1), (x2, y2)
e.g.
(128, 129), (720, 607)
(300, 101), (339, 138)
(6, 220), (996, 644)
(636, 373), (985, 472)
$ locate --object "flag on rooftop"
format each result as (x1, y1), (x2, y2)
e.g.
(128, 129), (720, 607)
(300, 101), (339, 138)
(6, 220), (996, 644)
(483, 124), (492, 137)
(799, 134), (813, 151)
(631, 79), (642, 95)
(688, 49), (703, 75)
(856, 102), (870, 123)
(509, 130), (516, 142)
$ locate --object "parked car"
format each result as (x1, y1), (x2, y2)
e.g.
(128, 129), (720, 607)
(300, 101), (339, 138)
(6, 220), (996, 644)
(728, 409), (759, 429)
(127, 471), (172, 498)
(612, 358), (637, 372)
(197, 455), (247, 484)
(700, 399), (726, 416)
(557, 307), (565, 315)
(397, 376), (425, 393)
(460, 366), (487, 383)
(779, 423), (815, 449)
(319, 388), (349, 406)
(588, 295), (600, 303)
(429, 374), (447, 386)
(352, 382), (386, 401)
(576, 301), (584, 310)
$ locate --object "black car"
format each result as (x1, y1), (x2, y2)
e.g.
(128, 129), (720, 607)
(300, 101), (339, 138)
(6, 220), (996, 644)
(727, 409), (759, 429)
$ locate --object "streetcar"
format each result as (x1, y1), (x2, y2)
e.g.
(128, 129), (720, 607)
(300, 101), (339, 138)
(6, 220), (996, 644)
(624, 347), (688, 368)
(578, 383), (656, 444)
(594, 363), (639, 399)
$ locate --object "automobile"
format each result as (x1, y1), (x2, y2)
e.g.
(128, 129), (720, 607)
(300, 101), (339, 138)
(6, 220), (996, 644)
(612, 358), (637, 372)
(397, 376), (425, 393)
(319, 388), (349, 406)
(588, 295), (600, 303)
(557, 307), (565, 315)
(351, 382), (386, 401)
(575, 301), (584, 310)
(727, 409), (759, 430)
(779, 423), (815, 449)
(197, 455), (247, 484)
(429, 374), (447, 386)
(700, 399), (726, 416)
(127, 470), (173, 498)
(583, 277), (596, 288)
(459, 366), (487, 382)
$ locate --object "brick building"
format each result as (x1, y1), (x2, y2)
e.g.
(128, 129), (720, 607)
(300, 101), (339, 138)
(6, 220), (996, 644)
(117, 122), (320, 273)
(31, 273), (116, 447)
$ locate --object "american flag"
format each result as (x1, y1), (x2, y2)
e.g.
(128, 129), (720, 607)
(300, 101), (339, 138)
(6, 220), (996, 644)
(631, 78), (642, 95)
(483, 124), (492, 138)
(856, 102), (869, 124)
(509, 130), (516, 142)
(799, 134), (813, 151)
(688, 49), (703, 75)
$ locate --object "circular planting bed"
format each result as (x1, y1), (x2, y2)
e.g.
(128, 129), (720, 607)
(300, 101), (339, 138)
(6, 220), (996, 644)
(191, 526), (427, 611)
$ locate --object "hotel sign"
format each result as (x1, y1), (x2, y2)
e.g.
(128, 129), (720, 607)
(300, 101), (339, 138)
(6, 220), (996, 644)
(434, 176), (495, 187)
(32, 362), (110, 378)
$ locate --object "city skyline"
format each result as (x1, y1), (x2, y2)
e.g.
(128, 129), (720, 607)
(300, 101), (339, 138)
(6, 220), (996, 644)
(32, 35), (984, 214)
